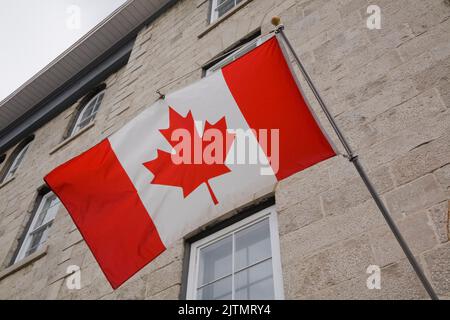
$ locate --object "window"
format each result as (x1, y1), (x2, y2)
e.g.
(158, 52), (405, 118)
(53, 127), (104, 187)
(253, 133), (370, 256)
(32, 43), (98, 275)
(210, 0), (244, 23)
(186, 206), (284, 300)
(70, 90), (104, 136)
(1, 140), (32, 182)
(14, 192), (60, 263)
(204, 31), (271, 76)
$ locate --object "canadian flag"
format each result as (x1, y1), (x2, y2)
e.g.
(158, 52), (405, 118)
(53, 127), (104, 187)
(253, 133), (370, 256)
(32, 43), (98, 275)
(44, 36), (336, 289)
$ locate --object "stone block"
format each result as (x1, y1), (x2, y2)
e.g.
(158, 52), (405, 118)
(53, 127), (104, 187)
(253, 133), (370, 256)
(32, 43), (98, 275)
(436, 76), (450, 108)
(57, 246), (73, 266)
(283, 234), (375, 297)
(280, 199), (385, 265)
(116, 277), (146, 300)
(362, 110), (450, 171)
(45, 279), (63, 300)
(384, 174), (447, 217)
(397, 18), (450, 61)
(428, 201), (449, 243)
(333, 51), (403, 109)
(337, 0), (368, 18)
(302, 259), (429, 299)
(276, 165), (332, 211)
(336, 76), (419, 138)
(424, 243), (450, 295)
(293, 1), (341, 42)
(367, 88), (447, 150)
(79, 261), (104, 289)
(278, 196), (323, 236)
(47, 253), (84, 286)
(412, 56), (450, 93)
(144, 261), (183, 297)
(435, 164), (450, 190)
(148, 284), (181, 300)
(320, 177), (371, 216)
(76, 277), (113, 300)
(391, 135), (450, 185)
(369, 212), (438, 267)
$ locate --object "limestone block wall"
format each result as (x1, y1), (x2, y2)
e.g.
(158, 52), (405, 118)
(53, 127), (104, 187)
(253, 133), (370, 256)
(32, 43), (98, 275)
(0, 0), (449, 299)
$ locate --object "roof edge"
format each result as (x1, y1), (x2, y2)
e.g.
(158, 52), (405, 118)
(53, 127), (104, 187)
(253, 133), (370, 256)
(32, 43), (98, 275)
(0, 0), (179, 154)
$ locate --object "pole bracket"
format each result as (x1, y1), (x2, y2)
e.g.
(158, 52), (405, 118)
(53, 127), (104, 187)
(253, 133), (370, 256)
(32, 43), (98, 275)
(275, 24), (285, 34)
(156, 90), (165, 100)
(342, 153), (358, 162)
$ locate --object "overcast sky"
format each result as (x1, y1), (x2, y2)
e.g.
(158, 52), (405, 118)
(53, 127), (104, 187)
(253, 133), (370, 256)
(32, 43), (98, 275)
(0, 0), (127, 101)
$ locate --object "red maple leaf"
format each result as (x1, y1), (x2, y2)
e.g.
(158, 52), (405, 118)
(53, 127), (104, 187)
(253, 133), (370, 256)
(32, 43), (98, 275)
(143, 107), (235, 205)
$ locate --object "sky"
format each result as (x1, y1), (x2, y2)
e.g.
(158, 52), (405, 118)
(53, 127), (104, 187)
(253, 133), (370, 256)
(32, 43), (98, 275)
(0, 0), (127, 102)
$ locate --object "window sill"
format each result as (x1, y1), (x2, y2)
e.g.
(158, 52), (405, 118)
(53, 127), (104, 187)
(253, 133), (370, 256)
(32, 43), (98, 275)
(49, 121), (95, 155)
(0, 176), (15, 190)
(0, 245), (48, 282)
(198, 0), (254, 39)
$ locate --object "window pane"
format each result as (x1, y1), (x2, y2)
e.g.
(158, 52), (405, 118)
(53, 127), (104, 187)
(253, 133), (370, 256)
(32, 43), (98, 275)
(95, 92), (105, 110)
(197, 275), (232, 300)
(33, 194), (58, 228)
(72, 91), (103, 135)
(78, 106), (96, 128)
(43, 195), (60, 224)
(83, 102), (95, 119)
(5, 143), (30, 179)
(198, 235), (232, 286)
(78, 114), (95, 129)
(217, 0), (232, 6)
(216, 0), (235, 18)
(235, 218), (271, 270)
(26, 223), (52, 256)
(34, 203), (49, 228)
(4, 165), (17, 180)
(235, 259), (274, 300)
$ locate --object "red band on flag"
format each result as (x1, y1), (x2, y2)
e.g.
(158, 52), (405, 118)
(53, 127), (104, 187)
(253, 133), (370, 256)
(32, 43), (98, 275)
(44, 140), (165, 289)
(222, 37), (336, 180)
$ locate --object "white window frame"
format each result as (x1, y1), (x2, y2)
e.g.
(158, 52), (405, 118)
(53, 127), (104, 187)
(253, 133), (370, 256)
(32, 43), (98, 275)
(14, 192), (60, 263)
(210, 0), (243, 23)
(186, 205), (284, 300)
(205, 34), (272, 76)
(70, 90), (104, 136)
(2, 141), (31, 181)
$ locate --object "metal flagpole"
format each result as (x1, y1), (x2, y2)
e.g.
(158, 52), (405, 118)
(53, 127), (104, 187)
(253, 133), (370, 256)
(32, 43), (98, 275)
(271, 17), (439, 300)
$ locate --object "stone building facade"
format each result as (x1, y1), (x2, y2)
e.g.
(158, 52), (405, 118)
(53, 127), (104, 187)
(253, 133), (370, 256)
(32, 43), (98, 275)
(0, 0), (449, 299)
